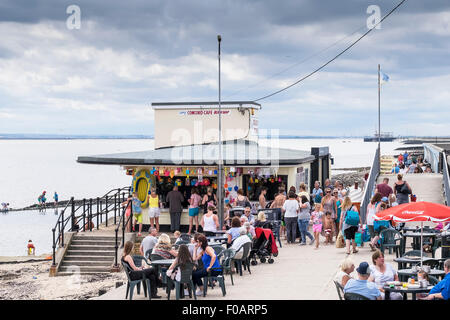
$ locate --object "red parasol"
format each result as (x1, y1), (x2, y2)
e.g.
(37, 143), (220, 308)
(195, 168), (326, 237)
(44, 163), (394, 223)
(374, 201), (450, 267)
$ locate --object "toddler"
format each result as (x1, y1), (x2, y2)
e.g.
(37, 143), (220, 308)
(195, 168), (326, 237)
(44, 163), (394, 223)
(323, 212), (333, 244)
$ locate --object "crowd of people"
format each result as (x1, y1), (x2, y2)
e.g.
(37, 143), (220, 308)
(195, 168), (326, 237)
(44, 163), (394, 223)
(391, 152), (433, 174)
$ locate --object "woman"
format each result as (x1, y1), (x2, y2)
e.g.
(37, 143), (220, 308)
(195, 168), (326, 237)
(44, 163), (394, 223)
(334, 257), (355, 287)
(368, 250), (402, 300)
(370, 203), (391, 249)
(270, 187), (287, 238)
(394, 174), (412, 204)
(201, 205), (220, 236)
(192, 234), (222, 296)
(202, 187), (218, 214)
(167, 244), (193, 284)
(254, 210), (268, 228)
(321, 188), (338, 241)
(152, 233), (178, 259)
(339, 196), (361, 255)
(188, 187), (202, 234)
(122, 240), (161, 298)
(223, 203), (233, 230)
(366, 192), (382, 250)
(121, 195), (133, 232)
(235, 189), (250, 207)
(226, 216), (242, 245)
(148, 188), (160, 233)
(297, 195), (314, 245)
(297, 183), (310, 202)
(333, 189), (341, 234)
(282, 192), (300, 244)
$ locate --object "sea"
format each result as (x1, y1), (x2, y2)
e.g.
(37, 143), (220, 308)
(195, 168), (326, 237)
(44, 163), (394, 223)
(0, 138), (410, 256)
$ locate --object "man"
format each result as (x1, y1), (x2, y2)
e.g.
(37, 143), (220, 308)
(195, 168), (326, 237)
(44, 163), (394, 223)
(166, 185), (184, 233)
(140, 227), (158, 257)
(53, 191), (59, 208)
(391, 163), (400, 174)
(344, 262), (382, 300)
(243, 206), (255, 225)
(423, 258), (450, 300)
(375, 178), (393, 199)
(258, 187), (267, 209)
(312, 181), (323, 204)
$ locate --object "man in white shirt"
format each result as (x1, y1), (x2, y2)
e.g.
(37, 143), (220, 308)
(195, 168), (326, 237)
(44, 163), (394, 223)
(231, 227), (252, 259)
(140, 227), (158, 257)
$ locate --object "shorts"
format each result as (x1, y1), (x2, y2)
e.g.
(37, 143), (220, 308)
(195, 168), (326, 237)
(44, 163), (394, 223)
(134, 213), (143, 224)
(189, 207), (199, 217)
(149, 207), (160, 218)
(325, 228), (332, 235)
(313, 224), (322, 233)
(344, 226), (358, 240)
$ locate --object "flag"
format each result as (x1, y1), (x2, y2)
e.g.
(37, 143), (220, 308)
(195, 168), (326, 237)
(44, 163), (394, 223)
(380, 71), (389, 84)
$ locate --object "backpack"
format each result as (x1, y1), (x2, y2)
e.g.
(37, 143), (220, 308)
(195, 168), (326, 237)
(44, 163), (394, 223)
(344, 210), (360, 226)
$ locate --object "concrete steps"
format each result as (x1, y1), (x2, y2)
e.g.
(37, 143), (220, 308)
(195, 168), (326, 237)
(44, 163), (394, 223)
(57, 234), (121, 276)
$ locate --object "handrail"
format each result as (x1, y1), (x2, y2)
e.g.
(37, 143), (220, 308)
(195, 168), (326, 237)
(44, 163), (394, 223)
(360, 147), (380, 224)
(442, 152), (450, 206)
(114, 200), (133, 268)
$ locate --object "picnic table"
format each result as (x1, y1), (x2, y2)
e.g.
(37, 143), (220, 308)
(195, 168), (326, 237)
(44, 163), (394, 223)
(393, 256), (434, 269)
(383, 284), (434, 300)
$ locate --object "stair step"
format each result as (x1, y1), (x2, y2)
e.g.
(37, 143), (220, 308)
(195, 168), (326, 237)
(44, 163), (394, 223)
(71, 240), (117, 246)
(57, 271), (112, 276)
(69, 245), (116, 251)
(64, 255), (114, 261)
(59, 266), (112, 273)
(66, 250), (115, 256)
(61, 260), (112, 267)
(73, 235), (119, 241)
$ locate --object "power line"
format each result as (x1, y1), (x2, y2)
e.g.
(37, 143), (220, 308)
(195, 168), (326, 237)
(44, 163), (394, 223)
(253, 0), (408, 102)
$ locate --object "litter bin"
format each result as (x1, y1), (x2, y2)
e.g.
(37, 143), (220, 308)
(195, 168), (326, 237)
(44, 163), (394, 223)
(441, 231), (450, 259)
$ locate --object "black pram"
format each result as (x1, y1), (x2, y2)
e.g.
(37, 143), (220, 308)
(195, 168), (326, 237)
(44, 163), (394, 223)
(249, 226), (278, 265)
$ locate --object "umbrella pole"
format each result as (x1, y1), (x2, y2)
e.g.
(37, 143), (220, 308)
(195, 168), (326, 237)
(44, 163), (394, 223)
(420, 221), (423, 269)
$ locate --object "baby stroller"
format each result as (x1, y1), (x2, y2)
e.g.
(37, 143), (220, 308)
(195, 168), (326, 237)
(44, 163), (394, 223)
(249, 227), (278, 265)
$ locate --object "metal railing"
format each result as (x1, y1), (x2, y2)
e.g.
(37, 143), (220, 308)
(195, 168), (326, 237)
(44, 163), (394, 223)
(51, 186), (131, 267)
(360, 147), (380, 223)
(114, 199), (133, 268)
(442, 152), (450, 206)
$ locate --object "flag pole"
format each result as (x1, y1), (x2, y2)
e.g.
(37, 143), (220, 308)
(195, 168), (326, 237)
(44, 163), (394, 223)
(378, 64), (381, 172)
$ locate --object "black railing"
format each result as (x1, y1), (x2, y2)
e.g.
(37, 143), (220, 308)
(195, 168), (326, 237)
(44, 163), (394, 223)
(51, 186), (131, 267)
(360, 147), (380, 223)
(113, 200), (133, 268)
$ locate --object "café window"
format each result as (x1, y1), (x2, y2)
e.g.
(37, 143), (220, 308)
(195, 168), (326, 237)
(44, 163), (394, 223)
(243, 174), (288, 201)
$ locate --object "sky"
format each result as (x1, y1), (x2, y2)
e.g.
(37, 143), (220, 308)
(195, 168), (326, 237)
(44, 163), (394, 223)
(0, 0), (449, 136)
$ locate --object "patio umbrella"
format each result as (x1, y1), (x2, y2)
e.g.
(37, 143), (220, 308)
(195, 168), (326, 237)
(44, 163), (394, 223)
(373, 201), (450, 267)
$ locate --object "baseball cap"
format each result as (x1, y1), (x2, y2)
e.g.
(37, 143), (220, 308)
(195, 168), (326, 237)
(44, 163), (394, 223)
(356, 262), (370, 275)
(381, 196), (388, 202)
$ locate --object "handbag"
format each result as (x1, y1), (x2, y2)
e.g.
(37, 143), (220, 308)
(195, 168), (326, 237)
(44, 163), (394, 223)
(336, 232), (345, 248)
(344, 210), (360, 226)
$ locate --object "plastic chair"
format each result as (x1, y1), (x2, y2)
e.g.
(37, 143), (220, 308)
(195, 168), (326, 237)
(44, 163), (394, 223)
(380, 229), (403, 257)
(344, 292), (370, 300)
(180, 234), (192, 242)
(217, 248), (236, 286)
(232, 242), (252, 276)
(333, 280), (344, 300)
(211, 244), (225, 257)
(430, 238), (441, 258)
(166, 262), (196, 300)
(121, 261), (151, 300)
(428, 275), (439, 285)
(132, 255), (150, 268)
(422, 259), (440, 269)
(150, 253), (167, 284)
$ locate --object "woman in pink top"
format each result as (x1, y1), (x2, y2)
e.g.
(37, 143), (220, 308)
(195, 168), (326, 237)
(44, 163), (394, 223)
(188, 187), (202, 235)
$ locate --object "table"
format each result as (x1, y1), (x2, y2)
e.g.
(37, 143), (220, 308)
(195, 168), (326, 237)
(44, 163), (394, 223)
(384, 284), (434, 300)
(393, 257), (434, 270)
(397, 268), (445, 281)
(150, 259), (175, 266)
(207, 235), (228, 243)
(402, 232), (437, 252)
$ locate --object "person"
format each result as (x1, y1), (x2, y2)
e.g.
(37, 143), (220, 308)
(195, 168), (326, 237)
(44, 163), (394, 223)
(403, 151), (409, 164)
(335, 258), (355, 287)
(297, 195), (314, 246)
(1, 202), (9, 213)
(53, 192), (59, 208)
(254, 210), (268, 228)
(282, 192), (300, 244)
(38, 191), (47, 212)
(347, 182), (363, 203)
(192, 234), (222, 296)
(323, 212), (333, 245)
(243, 221), (255, 240)
(366, 192), (382, 250)
(166, 244), (194, 296)
(312, 181), (323, 204)
(321, 187), (338, 241)
(223, 203), (233, 229)
(391, 163), (400, 174)
(188, 187), (202, 234)
(201, 205), (220, 236)
(226, 216), (242, 245)
(202, 186), (218, 214)
(425, 166), (432, 173)
(140, 227), (158, 258)
(152, 233), (178, 259)
(173, 231), (181, 244)
(422, 259), (450, 300)
(188, 232), (203, 266)
(398, 153), (404, 164)
(368, 250), (402, 300)
(122, 240), (161, 298)
(310, 203), (324, 250)
(166, 185), (184, 233)
(231, 227), (252, 259)
(339, 196), (361, 255)
(84, 218), (95, 231)
(71, 216), (80, 232)
(324, 179), (333, 191)
(243, 206), (255, 225)
(370, 203), (391, 250)
(121, 195), (133, 232)
(148, 188), (161, 233)
(376, 178), (393, 199)
(394, 174), (412, 205)
(27, 240), (35, 256)
(297, 183), (310, 202)
(131, 192), (143, 237)
(270, 187), (286, 238)
(388, 194), (398, 207)
(258, 187), (267, 209)
(344, 262), (381, 300)
(234, 189), (249, 207)
(333, 189), (341, 233)
(406, 160), (417, 174)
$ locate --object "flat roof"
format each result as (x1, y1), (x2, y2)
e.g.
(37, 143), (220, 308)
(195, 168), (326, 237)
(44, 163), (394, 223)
(151, 101), (261, 110)
(77, 140), (316, 166)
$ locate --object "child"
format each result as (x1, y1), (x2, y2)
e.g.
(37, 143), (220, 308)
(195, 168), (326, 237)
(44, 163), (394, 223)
(323, 212), (333, 245)
(416, 271), (430, 299)
(27, 240), (35, 256)
(132, 192), (143, 237)
(310, 203), (324, 250)
(174, 231), (181, 244)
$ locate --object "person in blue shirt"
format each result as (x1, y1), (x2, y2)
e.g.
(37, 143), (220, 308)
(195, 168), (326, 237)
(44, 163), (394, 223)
(391, 164), (400, 174)
(423, 259), (450, 300)
(344, 262), (381, 300)
(312, 181), (323, 204)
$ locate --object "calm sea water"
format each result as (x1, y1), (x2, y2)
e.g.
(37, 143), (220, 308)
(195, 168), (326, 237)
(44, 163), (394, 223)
(0, 138), (409, 256)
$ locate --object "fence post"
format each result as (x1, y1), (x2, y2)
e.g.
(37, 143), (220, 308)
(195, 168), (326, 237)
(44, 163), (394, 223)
(61, 209), (64, 247)
(83, 198), (86, 232)
(89, 198), (93, 231)
(105, 195), (108, 227)
(114, 228), (119, 268)
(114, 193), (117, 225)
(71, 197), (75, 231)
(52, 228), (56, 266)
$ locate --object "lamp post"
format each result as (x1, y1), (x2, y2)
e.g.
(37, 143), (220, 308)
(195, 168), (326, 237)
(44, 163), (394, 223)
(217, 35), (224, 227)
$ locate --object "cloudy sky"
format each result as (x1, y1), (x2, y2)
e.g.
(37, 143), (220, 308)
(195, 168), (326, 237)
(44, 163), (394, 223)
(0, 0), (449, 136)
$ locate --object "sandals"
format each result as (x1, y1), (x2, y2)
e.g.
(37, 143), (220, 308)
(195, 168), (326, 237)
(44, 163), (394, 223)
(352, 248), (359, 254)
(369, 243), (376, 251)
